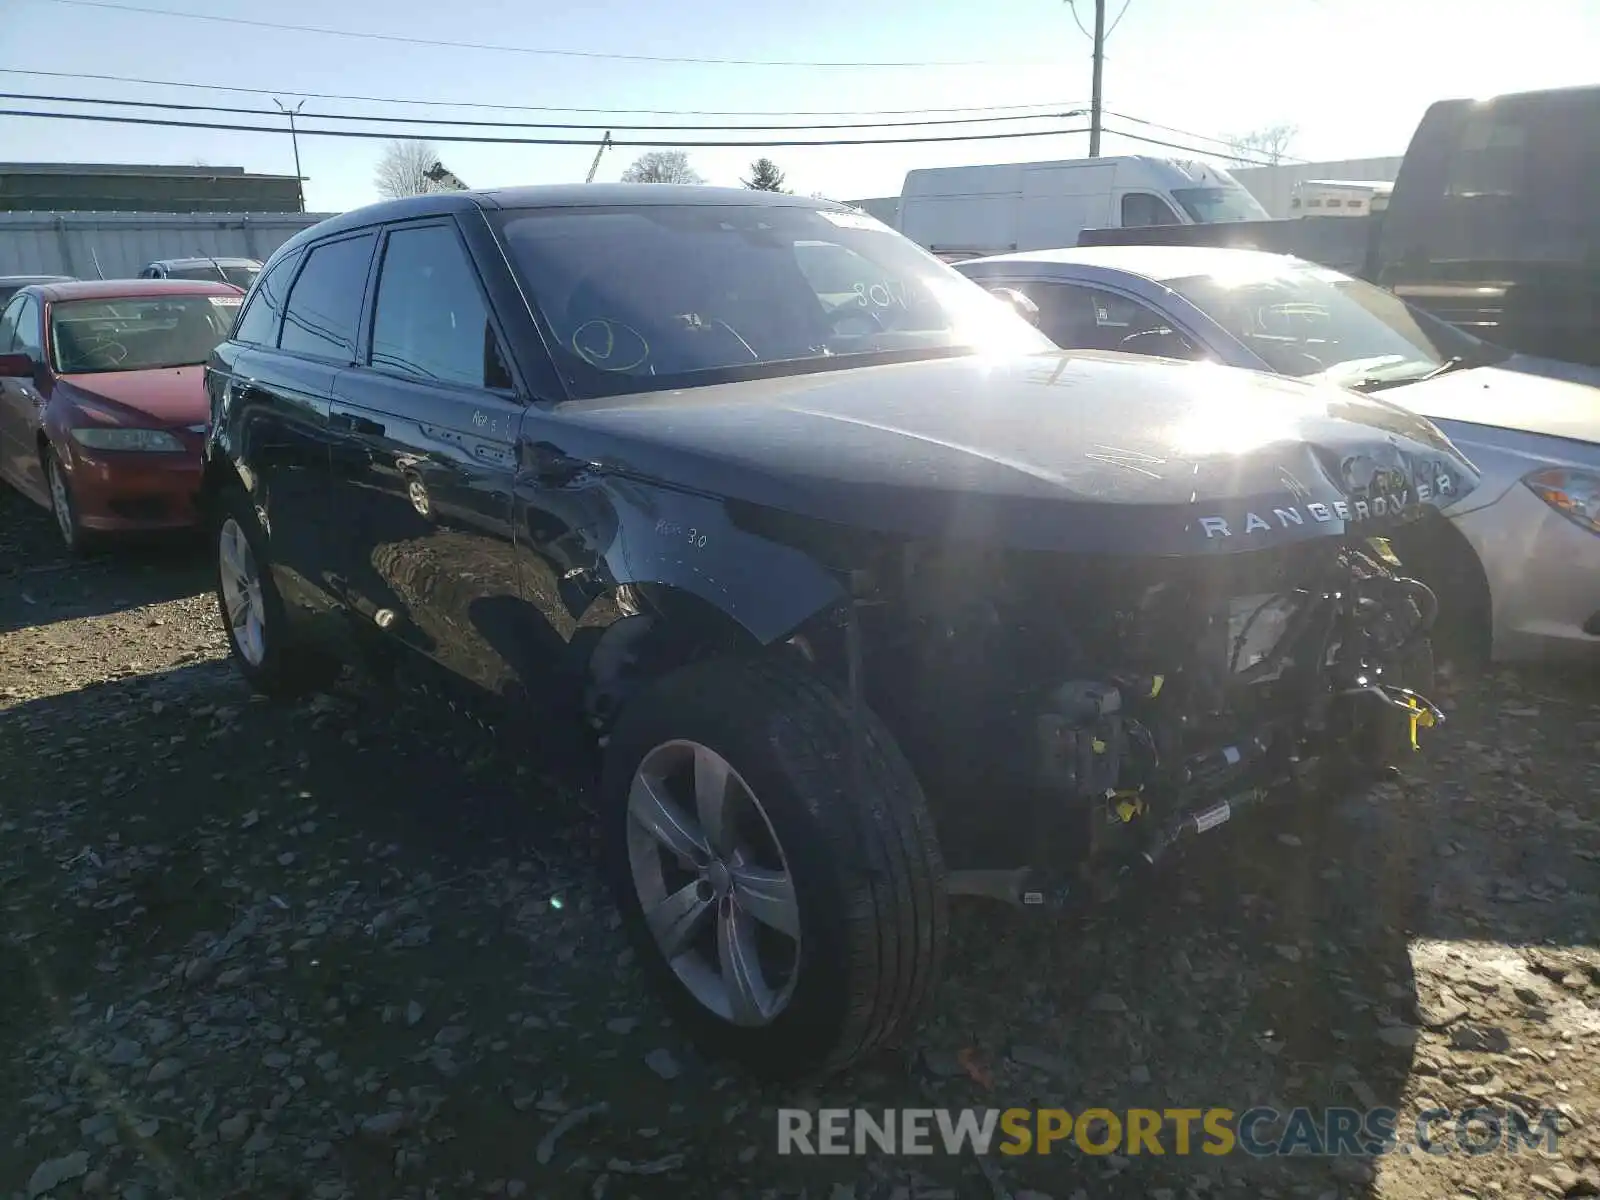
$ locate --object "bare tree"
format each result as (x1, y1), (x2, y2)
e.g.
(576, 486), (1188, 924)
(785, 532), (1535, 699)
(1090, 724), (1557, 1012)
(1228, 124), (1298, 166)
(375, 140), (446, 199)
(620, 150), (705, 185)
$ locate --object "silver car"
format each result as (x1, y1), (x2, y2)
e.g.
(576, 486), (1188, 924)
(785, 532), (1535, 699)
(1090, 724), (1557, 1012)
(957, 245), (1600, 666)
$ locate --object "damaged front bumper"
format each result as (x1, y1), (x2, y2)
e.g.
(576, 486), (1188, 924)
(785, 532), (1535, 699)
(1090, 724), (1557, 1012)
(936, 538), (1451, 913)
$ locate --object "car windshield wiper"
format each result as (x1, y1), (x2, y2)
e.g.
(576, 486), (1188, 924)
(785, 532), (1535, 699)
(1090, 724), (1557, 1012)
(1411, 355), (1468, 383)
(1342, 355), (1470, 393)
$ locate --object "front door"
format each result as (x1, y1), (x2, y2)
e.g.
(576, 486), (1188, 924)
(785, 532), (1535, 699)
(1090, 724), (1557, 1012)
(0, 294), (49, 502)
(326, 219), (527, 702)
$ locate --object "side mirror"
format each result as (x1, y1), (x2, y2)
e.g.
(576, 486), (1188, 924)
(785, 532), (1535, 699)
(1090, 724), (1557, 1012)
(0, 351), (35, 378)
(988, 286), (1041, 327)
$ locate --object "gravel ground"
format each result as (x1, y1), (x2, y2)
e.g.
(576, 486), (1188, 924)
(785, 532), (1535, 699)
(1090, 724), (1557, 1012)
(3, 483), (1599, 1200)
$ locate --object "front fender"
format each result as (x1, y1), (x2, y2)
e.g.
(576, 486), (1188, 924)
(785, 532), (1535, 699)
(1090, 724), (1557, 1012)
(595, 478), (846, 645)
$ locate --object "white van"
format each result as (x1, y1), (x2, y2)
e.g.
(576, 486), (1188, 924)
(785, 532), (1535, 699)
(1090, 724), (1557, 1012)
(895, 155), (1270, 260)
(1289, 180), (1394, 218)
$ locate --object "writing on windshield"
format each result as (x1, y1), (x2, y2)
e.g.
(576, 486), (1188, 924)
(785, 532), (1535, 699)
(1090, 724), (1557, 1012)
(491, 202), (1052, 398)
(52, 295), (235, 375)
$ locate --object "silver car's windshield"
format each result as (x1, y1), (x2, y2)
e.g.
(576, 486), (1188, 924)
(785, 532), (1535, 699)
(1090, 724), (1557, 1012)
(1164, 262), (1496, 386)
(490, 203), (1054, 399)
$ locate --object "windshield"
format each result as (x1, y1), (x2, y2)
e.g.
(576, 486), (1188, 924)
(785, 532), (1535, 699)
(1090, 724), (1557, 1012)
(1171, 186), (1270, 223)
(490, 203), (1054, 398)
(51, 294), (241, 374)
(1163, 262), (1498, 386)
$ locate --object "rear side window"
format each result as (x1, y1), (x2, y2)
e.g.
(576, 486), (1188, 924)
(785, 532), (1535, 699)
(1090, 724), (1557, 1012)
(368, 224), (511, 389)
(279, 233), (376, 362)
(232, 249), (302, 346)
(0, 295), (22, 351)
(14, 296), (42, 358)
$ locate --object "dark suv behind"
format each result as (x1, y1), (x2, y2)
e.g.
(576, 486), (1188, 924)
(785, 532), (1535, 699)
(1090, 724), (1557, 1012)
(201, 185), (1472, 1079)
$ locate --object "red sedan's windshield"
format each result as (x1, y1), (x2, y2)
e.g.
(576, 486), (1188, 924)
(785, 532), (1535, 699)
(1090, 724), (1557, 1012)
(51, 294), (242, 375)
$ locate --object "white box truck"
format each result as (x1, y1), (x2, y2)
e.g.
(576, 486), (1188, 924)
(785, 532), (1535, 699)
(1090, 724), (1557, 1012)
(896, 155), (1271, 261)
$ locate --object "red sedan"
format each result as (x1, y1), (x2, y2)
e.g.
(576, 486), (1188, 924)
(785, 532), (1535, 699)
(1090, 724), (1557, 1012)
(0, 278), (243, 551)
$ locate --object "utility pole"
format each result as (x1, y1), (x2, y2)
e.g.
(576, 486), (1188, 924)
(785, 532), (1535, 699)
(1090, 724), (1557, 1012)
(273, 98), (306, 210)
(1088, 0), (1106, 156)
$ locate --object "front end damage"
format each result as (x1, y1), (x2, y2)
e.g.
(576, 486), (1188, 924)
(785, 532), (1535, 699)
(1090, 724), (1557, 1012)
(785, 517), (1453, 911)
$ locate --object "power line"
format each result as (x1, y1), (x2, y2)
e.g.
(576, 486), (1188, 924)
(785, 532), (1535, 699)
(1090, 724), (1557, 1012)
(0, 67), (1085, 118)
(0, 102), (1281, 165)
(0, 65), (1282, 159)
(1105, 109), (1310, 162)
(45, 0), (1054, 69)
(1097, 122), (1279, 167)
(0, 106), (1093, 148)
(0, 90), (1088, 133)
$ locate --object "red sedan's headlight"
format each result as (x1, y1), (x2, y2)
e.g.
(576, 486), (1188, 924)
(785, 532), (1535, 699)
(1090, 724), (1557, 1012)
(69, 427), (186, 452)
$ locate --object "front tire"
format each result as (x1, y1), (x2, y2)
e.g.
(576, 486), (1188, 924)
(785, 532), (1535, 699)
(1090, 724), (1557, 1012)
(212, 487), (336, 700)
(44, 446), (94, 556)
(602, 656), (948, 1081)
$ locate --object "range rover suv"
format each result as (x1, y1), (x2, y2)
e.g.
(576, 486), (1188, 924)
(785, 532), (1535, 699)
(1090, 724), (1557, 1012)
(201, 185), (1475, 1079)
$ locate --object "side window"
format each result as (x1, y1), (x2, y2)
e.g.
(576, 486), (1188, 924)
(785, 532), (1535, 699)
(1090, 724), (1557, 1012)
(14, 297), (42, 358)
(0, 295), (23, 352)
(1446, 110), (1526, 199)
(278, 233), (376, 362)
(368, 224), (511, 389)
(232, 249), (302, 346)
(1121, 193), (1181, 227)
(1020, 282), (1199, 358)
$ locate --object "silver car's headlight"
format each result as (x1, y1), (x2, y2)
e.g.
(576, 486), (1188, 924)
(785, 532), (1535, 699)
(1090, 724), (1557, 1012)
(69, 427), (185, 452)
(1523, 466), (1600, 536)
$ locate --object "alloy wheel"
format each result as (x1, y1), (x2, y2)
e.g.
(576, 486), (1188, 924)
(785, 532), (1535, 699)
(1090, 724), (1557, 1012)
(218, 517), (268, 667)
(626, 740), (802, 1027)
(47, 454), (74, 547)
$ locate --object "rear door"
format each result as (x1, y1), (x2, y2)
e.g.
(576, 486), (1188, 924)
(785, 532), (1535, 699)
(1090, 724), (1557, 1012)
(326, 217), (528, 701)
(213, 233), (375, 624)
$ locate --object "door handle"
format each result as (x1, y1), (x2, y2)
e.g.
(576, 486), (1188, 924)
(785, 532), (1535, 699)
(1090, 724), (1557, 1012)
(520, 440), (588, 485)
(331, 411), (384, 437)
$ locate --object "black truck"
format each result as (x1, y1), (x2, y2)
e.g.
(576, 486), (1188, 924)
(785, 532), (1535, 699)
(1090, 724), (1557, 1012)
(201, 185), (1476, 1078)
(1081, 84), (1600, 368)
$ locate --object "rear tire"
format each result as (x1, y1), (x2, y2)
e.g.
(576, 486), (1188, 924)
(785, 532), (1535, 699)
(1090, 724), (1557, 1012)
(212, 486), (337, 701)
(601, 655), (948, 1081)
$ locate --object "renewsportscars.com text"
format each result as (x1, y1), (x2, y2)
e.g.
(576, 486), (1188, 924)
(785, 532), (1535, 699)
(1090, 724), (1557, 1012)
(777, 1106), (1564, 1158)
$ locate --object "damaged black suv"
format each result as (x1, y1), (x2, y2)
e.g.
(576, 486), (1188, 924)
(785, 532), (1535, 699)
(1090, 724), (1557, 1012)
(201, 186), (1478, 1080)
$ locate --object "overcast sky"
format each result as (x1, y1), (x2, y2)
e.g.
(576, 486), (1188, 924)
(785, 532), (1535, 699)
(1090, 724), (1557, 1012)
(2, 0), (1596, 211)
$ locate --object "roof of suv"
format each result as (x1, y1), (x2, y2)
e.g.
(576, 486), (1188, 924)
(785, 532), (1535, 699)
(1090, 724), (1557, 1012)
(270, 184), (842, 260)
(30, 278), (245, 302)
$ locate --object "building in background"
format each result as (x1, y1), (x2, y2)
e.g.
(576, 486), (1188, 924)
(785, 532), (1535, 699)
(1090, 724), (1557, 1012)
(1228, 156), (1404, 219)
(0, 163), (305, 214)
(0, 162), (327, 279)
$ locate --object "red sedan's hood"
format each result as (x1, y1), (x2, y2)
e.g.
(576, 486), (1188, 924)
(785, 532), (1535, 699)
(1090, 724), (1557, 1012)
(57, 365), (209, 427)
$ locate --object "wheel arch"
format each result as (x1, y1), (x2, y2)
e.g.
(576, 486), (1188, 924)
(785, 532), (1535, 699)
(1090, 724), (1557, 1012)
(1387, 512), (1493, 666)
(576, 581), (836, 734)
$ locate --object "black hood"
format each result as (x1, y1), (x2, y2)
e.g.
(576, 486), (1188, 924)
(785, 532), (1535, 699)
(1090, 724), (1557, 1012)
(536, 350), (1480, 557)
